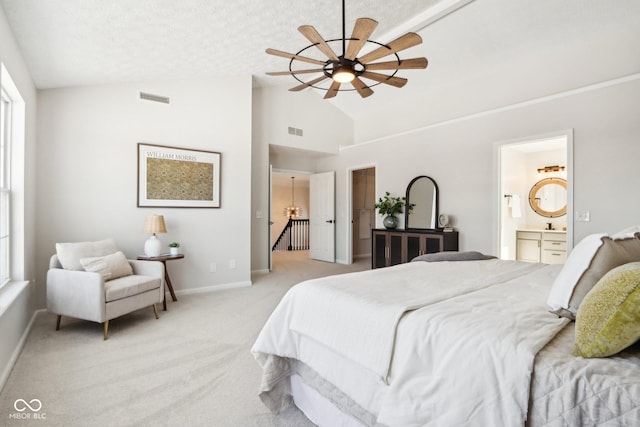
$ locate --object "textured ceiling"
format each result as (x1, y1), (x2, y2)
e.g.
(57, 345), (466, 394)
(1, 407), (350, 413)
(0, 0), (442, 89)
(1, 0), (638, 122)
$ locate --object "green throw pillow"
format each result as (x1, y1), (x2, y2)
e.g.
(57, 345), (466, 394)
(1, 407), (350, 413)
(574, 262), (640, 358)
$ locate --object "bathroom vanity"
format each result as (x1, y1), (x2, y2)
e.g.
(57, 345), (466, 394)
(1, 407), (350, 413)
(516, 229), (566, 264)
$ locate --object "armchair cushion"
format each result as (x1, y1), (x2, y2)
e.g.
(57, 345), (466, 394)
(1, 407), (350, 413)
(80, 251), (133, 281)
(105, 274), (161, 302)
(56, 238), (118, 270)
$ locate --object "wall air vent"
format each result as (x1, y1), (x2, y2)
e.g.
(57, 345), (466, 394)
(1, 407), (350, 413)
(139, 91), (170, 104)
(288, 126), (303, 137)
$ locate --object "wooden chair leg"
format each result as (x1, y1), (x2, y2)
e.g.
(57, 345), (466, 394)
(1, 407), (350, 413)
(55, 315), (62, 330)
(103, 321), (109, 340)
(153, 304), (159, 319)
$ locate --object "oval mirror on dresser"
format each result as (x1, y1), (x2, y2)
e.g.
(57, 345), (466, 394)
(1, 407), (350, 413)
(405, 176), (439, 230)
(528, 177), (567, 218)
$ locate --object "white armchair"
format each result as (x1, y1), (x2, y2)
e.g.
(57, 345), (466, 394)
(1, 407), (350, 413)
(46, 239), (165, 340)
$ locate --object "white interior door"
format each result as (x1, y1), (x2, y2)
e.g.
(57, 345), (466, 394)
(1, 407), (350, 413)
(309, 171), (335, 262)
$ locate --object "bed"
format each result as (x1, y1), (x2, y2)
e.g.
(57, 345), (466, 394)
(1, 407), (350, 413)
(252, 236), (640, 426)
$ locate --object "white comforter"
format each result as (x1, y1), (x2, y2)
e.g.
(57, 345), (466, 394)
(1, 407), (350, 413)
(252, 260), (568, 426)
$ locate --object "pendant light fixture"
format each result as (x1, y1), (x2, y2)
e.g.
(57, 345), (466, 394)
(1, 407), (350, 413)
(283, 177), (302, 218)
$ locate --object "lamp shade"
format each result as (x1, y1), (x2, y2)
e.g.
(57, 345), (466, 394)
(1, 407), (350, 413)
(143, 215), (167, 235)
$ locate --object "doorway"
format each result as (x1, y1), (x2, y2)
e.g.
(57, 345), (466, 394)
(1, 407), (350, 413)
(270, 171), (310, 252)
(496, 131), (573, 260)
(349, 167), (376, 265)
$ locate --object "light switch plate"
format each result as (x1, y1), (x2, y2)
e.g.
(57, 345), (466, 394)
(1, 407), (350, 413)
(575, 210), (591, 222)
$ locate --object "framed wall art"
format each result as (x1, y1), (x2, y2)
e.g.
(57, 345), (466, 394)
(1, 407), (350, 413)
(137, 143), (221, 208)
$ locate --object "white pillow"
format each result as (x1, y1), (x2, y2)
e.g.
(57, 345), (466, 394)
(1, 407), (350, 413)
(548, 231), (640, 319)
(611, 225), (640, 240)
(547, 233), (606, 315)
(80, 251), (133, 281)
(56, 238), (119, 270)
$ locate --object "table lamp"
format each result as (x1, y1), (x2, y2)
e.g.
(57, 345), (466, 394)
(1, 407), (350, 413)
(143, 214), (167, 257)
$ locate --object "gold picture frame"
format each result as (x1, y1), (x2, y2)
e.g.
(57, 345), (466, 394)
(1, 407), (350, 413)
(137, 143), (221, 208)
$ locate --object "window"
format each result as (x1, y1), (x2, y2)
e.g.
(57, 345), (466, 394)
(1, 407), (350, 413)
(0, 89), (10, 286)
(0, 64), (25, 289)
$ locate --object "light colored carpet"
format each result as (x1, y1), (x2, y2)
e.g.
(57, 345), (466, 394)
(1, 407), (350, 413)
(0, 251), (370, 426)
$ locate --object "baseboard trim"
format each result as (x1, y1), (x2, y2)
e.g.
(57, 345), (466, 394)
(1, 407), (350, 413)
(252, 269), (270, 275)
(174, 281), (252, 296)
(0, 308), (45, 392)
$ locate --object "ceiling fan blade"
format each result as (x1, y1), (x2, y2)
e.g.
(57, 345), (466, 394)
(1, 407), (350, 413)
(298, 25), (340, 61)
(266, 48), (326, 66)
(351, 77), (374, 98)
(324, 81), (341, 99)
(345, 18), (378, 60)
(289, 75), (329, 92)
(365, 57), (428, 71)
(358, 32), (423, 64)
(266, 68), (325, 76)
(360, 71), (407, 88)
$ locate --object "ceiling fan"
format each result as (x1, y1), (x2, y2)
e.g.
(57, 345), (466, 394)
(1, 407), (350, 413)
(266, 0), (428, 99)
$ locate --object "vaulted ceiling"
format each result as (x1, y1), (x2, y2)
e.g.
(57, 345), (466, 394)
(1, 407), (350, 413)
(1, 0), (639, 121)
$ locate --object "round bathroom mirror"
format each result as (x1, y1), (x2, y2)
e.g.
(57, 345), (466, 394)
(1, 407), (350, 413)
(528, 177), (567, 218)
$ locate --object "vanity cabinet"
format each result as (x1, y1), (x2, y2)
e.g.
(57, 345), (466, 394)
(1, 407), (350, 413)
(516, 230), (566, 264)
(372, 229), (459, 269)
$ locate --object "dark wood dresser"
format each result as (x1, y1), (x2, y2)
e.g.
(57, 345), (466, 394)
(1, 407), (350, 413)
(371, 228), (459, 269)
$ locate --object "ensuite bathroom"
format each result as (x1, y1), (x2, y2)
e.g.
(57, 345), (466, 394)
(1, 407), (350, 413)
(500, 137), (568, 264)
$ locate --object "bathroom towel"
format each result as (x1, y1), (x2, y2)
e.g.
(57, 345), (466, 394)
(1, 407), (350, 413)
(509, 195), (522, 218)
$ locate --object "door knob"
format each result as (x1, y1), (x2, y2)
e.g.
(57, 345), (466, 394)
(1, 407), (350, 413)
(326, 219), (334, 224)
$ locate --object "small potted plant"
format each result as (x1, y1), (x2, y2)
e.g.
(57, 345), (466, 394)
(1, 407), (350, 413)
(168, 242), (180, 255)
(374, 192), (413, 229)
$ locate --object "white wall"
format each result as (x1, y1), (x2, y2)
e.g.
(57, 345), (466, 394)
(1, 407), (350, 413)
(0, 6), (38, 390)
(348, 0), (640, 145)
(36, 77), (253, 296)
(500, 148), (527, 259)
(317, 77), (640, 264)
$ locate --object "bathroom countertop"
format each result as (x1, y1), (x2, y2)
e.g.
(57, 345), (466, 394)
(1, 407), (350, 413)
(517, 228), (567, 233)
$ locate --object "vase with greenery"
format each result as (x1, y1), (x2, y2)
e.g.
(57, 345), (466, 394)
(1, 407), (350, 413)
(168, 242), (180, 255)
(374, 192), (413, 229)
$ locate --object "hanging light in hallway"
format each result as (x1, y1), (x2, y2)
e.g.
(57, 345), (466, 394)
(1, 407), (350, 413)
(283, 176), (302, 218)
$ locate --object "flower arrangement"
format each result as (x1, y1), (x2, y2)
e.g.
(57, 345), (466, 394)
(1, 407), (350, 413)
(374, 192), (413, 216)
(168, 242), (180, 248)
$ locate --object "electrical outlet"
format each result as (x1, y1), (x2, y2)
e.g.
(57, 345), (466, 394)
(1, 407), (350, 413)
(229, 259), (236, 269)
(575, 210), (591, 222)
(210, 262), (217, 273)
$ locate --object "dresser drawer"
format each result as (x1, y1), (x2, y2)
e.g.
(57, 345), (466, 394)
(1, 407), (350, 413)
(543, 232), (566, 242)
(542, 240), (567, 251)
(542, 250), (567, 264)
(517, 231), (542, 240)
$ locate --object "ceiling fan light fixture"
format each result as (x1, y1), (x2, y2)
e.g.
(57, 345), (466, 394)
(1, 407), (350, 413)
(332, 67), (355, 83)
(265, 1), (428, 99)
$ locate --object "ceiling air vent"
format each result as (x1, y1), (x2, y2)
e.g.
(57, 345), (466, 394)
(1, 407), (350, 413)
(139, 91), (170, 105)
